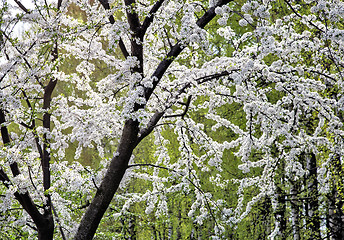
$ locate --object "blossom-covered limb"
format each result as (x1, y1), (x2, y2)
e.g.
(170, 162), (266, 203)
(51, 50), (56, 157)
(0, 109), (53, 238)
(145, 0), (233, 102)
(97, 0), (129, 58)
(137, 111), (165, 143)
(141, 0), (166, 36)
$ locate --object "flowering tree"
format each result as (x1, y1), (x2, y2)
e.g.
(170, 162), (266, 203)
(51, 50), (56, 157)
(1, 0), (344, 239)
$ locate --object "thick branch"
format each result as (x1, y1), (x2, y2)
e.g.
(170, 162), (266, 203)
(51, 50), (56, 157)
(57, 0), (63, 10)
(41, 45), (58, 226)
(124, 0), (141, 34)
(137, 111), (165, 143)
(124, 0), (144, 73)
(30, 44), (59, 240)
(14, 0), (30, 13)
(0, 109), (10, 145)
(13, 192), (46, 230)
(0, 109), (20, 177)
(141, 0), (165, 36)
(42, 79), (56, 192)
(118, 39), (129, 58)
(0, 169), (10, 186)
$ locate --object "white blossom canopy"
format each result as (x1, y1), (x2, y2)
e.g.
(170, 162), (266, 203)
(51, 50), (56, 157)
(0, 0), (343, 239)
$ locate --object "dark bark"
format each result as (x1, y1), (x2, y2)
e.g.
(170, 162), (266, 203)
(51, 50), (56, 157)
(137, 111), (165, 143)
(57, 0), (63, 10)
(37, 216), (55, 240)
(290, 182), (300, 240)
(328, 156), (344, 240)
(275, 185), (286, 240)
(35, 44), (59, 239)
(328, 189), (344, 240)
(141, 0), (165, 36)
(306, 152), (320, 239)
(42, 79), (56, 190)
(74, 119), (139, 239)
(14, 0), (30, 13)
(124, 0), (144, 75)
(0, 109), (21, 177)
(273, 147), (286, 239)
(0, 110), (10, 144)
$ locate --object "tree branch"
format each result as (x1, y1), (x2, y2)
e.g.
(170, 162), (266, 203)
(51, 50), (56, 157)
(137, 111), (165, 144)
(128, 163), (174, 172)
(127, 163), (221, 226)
(284, 0), (325, 34)
(144, 0), (233, 103)
(0, 110), (50, 237)
(0, 109), (21, 177)
(14, 0), (30, 13)
(51, 202), (67, 240)
(0, 169), (10, 186)
(57, 0), (63, 10)
(41, 44), (58, 223)
(97, 0), (129, 58)
(141, 0), (165, 36)
(0, 34), (37, 84)
(124, 0), (141, 35)
(0, 109), (10, 145)
(165, 95), (192, 119)
(124, 0), (144, 73)
(138, 69), (230, 143)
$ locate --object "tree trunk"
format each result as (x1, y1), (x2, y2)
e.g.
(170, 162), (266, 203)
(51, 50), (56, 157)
(275, 185), (286, 240)
(328, 189), (344, 240)
(306, 153), (320, 239)
(274, 154), (286, 240)
(328, 156), (344, 240)
(290, 182), (300, 240)
(74, 120), (139, 240)
(37, 215), (54, 240)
